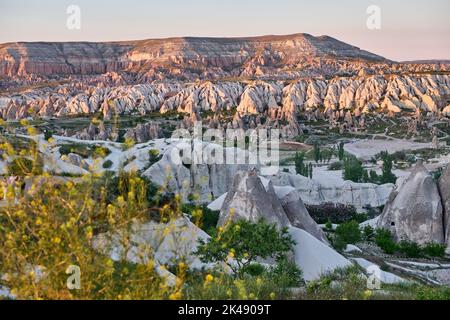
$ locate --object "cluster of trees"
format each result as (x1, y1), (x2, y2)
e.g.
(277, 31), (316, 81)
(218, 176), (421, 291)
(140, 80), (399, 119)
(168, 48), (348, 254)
(312, 143), (334, 164)
(330, 221), (446, 259)
(343, 152), (396, 184)
(294, 152), (313, 178)
(294, 142), (339, 178)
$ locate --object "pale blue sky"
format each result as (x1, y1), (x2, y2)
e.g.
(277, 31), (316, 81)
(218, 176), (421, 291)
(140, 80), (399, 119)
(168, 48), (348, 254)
(0, 0), (449, 61)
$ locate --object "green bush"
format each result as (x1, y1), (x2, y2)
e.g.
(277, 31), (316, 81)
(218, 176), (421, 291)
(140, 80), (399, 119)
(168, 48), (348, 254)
(183, 273), (290, 300)
(416, 286), (450, 300)
(7, 157), (43, 176)
(149, 149), (162, 166)
(375, 229), (398, 254)
(241, 263), (266, 277)
(335, 221), (361, 246)
(343, 156), (365, 183)
(422, 243), (446, 258)
(398, 240), (422, 258)
(59, 143), (111, 159)
(305, 203), (358, 224)
(97, 171), (160, 207)
(325, 219), (333, 231)
(102, 160), (113, 169)
(332, 236), (348, 251)
(181, 204), (220, 236)
(268, 257), (303, 287)
(196, 219), (294, 277)
(44, 129), (53, 141)
(362, 225), (374, 241)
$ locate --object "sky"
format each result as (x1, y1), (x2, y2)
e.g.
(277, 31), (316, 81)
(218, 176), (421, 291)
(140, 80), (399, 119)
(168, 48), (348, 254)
(0, 0), (449, 61)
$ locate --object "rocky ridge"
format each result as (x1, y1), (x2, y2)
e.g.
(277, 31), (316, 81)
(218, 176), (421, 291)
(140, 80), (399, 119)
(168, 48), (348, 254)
(0, 34), (390, 80)
(1, 74), (449, 123)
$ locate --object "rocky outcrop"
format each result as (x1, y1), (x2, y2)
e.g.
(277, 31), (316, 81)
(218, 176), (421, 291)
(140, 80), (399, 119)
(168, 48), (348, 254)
(289, 227), (351, 281)
(94, 216), (212, 271)
(377, 161), (445, 245)
(278, 188), (328, 242)
(142, 142), (250, 202)
(0, 34), (389, 79)
(218, 169), (290, 228)
(2, 74), (449, 122)
(124, 122), (162, 143)
(74, 122), (114, 141)
(269, 172), (393, 210)
(438, 165), (450, 252)
(218, 169), (328, 243)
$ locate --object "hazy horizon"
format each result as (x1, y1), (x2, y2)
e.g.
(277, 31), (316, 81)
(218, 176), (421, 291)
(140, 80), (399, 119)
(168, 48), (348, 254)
(1, 0), (449, 61)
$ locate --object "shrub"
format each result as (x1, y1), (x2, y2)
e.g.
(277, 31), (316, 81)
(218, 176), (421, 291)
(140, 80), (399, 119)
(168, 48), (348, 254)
(7, 157), (39, 176)
(375, 229), (398, 254)
(294, 152), (309, 177)
(354, 213), (369, 223)
(59, 143), (110, 159)
(44, 129), (53, 141)
(268, 257), (303, 287)
(183, 273), (289, 300)
(332, 236), (348, 252)
(343, 156), (365, 183)
(195, 219), (295, 277)
(325, 219), (333, 231)
(148, 149), (162, 166)
(362, 225), (374, 241)
(102, 160), (113, 169)
(398, 241), (422, 258)
(301, 266), (368, 300)
(416, 286), (450, 300)
(97, 171), (160, 208)
(181, 204), (220, 236)
(422, 243), (446, 258)
(334, 221), (361, 248)
(0, 171), (178, 299)
(241, 263), (266, 277)
(306, 203), (358, 224)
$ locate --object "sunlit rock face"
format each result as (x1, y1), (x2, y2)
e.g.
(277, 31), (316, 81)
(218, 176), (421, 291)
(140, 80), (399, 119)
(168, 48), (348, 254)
(378, 161), (445, 245)
(0, 34), (389, 79)
(2, 74), (450, 121)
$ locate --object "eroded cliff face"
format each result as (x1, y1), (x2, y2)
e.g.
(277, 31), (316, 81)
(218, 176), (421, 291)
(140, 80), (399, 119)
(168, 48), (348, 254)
(1, 74), (449, 122)
(0, 34), (391, 79)
(378, 162), (445, 245)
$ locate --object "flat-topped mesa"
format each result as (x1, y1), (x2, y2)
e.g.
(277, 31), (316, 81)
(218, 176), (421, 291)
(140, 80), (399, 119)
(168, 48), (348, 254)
(0, 42), (134, 77)
(0, 33), (390, 79)
(378, 161), (445, 246)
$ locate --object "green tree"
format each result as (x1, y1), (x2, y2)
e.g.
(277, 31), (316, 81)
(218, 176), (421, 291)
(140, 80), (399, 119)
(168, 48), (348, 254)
(314, 143), (321, 163)
(294, 152), (309, 177)
(380, 153), (397, 184)
(375, 229), (398, 254)
(195, 220), (295, 277)
(343, 156), (365, 183)
(335, 221), (361, 246)
(338, 142), (345, 161)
